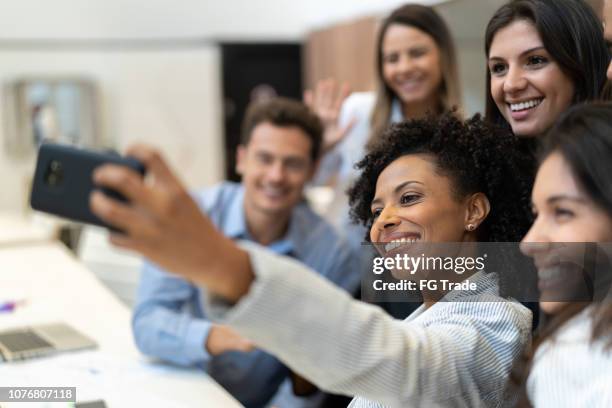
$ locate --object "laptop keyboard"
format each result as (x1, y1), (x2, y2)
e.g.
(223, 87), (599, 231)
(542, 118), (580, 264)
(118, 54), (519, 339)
(0, 330), (53, 353)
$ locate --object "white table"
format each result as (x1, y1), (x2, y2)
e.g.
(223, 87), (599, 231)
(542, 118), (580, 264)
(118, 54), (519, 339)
(0, 242), (243, 407)
(0, 213), (56, 247)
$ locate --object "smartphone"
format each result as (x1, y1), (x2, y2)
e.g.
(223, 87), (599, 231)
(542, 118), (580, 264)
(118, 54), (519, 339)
(30, 143), (146, 229)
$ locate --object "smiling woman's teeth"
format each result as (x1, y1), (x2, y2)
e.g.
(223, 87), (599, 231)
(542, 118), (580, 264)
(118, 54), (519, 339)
(510, 98), (543, 112)
(538, 267), (563, 281)
(384, 237), (419, 253)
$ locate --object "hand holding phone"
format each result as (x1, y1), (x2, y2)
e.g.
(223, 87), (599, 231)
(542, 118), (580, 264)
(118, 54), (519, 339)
(90, 144), (253, 302)
(30, 143), (145, 229)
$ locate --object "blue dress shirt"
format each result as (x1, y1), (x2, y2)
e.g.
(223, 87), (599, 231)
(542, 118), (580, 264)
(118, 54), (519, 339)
(132, 182), (360, 408)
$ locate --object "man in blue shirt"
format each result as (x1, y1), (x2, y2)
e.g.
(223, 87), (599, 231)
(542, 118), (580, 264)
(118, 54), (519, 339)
(132, 97), (360, 407)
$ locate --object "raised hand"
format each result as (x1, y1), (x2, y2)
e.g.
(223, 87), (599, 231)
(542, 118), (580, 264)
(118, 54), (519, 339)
(304, 79), (355, 154)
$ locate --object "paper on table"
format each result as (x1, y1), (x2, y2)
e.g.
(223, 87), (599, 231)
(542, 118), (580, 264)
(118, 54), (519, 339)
(0, 352), (194, 407)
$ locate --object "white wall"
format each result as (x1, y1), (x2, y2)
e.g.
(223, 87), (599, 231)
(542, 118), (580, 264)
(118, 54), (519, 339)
(436, 0), (506, 116)
(0, 47), (224, 213)
(0, 0), (467, 214)
(0, 0), (445, 40)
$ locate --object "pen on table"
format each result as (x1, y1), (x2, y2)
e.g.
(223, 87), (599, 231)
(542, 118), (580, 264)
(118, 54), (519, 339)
(0, 300), (26, 313)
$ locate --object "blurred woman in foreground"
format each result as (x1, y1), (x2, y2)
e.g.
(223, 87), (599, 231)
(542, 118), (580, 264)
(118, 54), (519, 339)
(518, 103), (612, 406)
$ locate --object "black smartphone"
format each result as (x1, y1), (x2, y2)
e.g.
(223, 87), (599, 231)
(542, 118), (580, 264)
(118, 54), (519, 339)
(30, 143), (146, 229)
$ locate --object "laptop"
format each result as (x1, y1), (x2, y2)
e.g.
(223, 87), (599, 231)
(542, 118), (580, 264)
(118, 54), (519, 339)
(0, 322), (97, 361)
(75, 401), (107, 408)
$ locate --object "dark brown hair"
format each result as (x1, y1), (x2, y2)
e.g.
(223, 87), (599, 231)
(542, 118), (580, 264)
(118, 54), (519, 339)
(241, 97), (323, 162)
(369, 4), (461, 147)
(484, 0), (610, 131)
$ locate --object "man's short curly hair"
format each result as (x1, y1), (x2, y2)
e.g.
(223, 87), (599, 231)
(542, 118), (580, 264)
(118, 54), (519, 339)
(348, 113), (534, 242)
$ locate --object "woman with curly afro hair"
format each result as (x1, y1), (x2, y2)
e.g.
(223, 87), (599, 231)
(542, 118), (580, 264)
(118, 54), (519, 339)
(92, 114), (535, 407)
(349, 112), (534, 244)
(349, 112), (536, 310)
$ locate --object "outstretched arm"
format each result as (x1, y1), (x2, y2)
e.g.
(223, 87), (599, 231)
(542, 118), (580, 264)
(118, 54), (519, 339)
(202, 244), (528, 406)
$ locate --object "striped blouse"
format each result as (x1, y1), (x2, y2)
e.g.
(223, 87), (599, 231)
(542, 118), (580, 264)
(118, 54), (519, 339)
(207, 243), (532, 407)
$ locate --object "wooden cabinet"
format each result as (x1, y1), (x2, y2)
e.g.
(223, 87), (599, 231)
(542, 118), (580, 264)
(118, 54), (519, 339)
(304, 16), (378, 92)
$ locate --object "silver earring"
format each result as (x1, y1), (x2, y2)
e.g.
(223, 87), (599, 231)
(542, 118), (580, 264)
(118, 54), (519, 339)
(466, 224), (475, 231)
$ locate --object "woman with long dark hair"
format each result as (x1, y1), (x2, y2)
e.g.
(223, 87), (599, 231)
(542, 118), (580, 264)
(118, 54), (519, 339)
(485, 0), (609, 138)
(517, 103), (612, 406)
(307, 4), (461, 253)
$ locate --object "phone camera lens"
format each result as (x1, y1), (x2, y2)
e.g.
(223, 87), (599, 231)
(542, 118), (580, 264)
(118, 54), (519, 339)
(44, 160), (64, 187)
